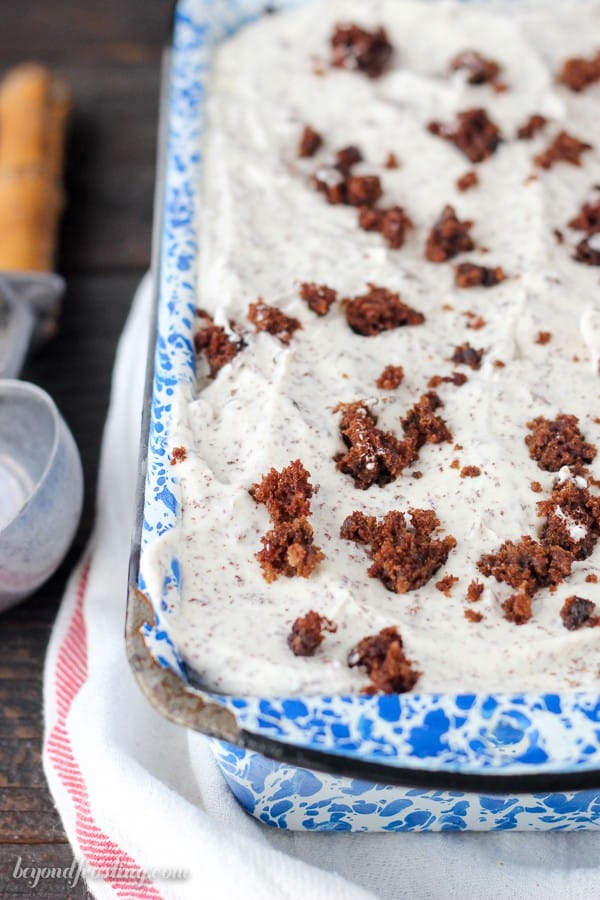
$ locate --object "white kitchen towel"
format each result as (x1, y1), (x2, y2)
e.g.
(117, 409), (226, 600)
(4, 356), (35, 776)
(43, 275), (600, 900)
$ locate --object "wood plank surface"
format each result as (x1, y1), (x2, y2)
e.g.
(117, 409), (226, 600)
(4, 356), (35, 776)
(0, 2), (166, 896)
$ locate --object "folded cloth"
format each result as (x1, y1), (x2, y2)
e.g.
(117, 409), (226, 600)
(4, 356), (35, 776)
(43, 276), (600, 900)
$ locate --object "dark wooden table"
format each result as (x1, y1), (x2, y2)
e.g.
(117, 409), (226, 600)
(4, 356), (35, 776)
(0, 3), (172, 895)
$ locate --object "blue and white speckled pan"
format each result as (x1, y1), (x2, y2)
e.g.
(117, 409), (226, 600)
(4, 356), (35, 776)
(126, 0), (600, 831)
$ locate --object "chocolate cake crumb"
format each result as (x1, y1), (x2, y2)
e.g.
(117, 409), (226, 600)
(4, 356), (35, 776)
(436, 574), (459, 596)
(538, 478), (600, 559)
(170, 446), (187, 466)
(450, 459), (460, 470)
(312, 165), (347, 204)
(573, 235), (600, 266)
(554, 229), (564, 245)
(560, 595), (597, 630)
(250, 459), (316, 524)
(534, 131), (592, 169)
(425, 205), (475, 262)
(341, 508), (457, 593)
(464, 608), (483, 623)
(516, 114), (548, 140)
(256, 517), (325, 583)
(299, 281), (337, 316)
(334, 401), (417, 489)
(586, 574), (599, 583)
(411, 470), (423, 479)
(248, 299), (301, 344)
(466, 314), (486, 330)
(466, 580), (484, 602)
(455, 262), (506, 288)
(336, 145), (363, 173)
(358, 205), (413, 249)
(478, 535), (574, 598)
(451, 342), (485, 370)
(428, 371), (468, 388)
(525, 414), (597, 472)
(376, 364), (404, 390)
(559, 52), (600, 92)
(450, 50), (501, 85)
(535, 331), (552, 345)
(330, 23), (393, 79)
(287, 610), (337, 656)
(502, 591), (533, 625)
(346, 174), (383, 207)
(348, 626), (420, 694)
(569, 195), (600, 233)
(401, 391), (453, 448)
(298, 124), (323, 158)
(461, 465), (481, 478)
(493, 359), (506, 368)
(456, 170), (479, 192)
(344, 284), (425, 336)
(428, 108), (502, 163)
(194, 311), (245, 378)
(530, 481), (543, 493)
(385, 151), (400, 169)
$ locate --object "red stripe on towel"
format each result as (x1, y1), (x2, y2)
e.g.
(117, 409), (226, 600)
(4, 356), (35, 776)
(46, 561), (166, 900)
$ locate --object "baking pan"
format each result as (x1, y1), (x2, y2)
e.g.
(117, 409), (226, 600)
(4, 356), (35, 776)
(127, 0), (600, 830)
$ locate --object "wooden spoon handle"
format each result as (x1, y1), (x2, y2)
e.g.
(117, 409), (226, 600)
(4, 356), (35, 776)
(0, 64), (71, 272)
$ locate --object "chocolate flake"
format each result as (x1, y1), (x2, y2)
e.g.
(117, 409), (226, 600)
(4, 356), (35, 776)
(428, 108), (502, 163)
(348, 626), (420, 694)
(341, 508), (457, 594)
(425, 205), (475, 262)
(330, 23), (393, 79)
(287, 610), (337, 656)
(525, 414), (596, 472)
(344, 284), (424, 336)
